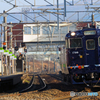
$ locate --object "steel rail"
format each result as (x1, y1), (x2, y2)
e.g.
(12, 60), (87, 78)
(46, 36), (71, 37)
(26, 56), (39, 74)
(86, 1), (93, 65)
(38, 75), (47, 91)
(19, 75), (35, 93)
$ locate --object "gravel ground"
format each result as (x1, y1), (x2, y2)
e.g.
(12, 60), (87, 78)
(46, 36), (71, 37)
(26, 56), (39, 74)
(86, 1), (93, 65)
(0, 74), (100, 100)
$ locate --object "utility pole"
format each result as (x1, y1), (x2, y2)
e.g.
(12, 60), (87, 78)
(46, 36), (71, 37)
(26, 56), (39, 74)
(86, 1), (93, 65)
(34, 0), (36, 22)
(53, 0), (55, 5)
(54, 56), (55, 72)
(41, 55), (43, 73)
(3, 11), (7, 49)
(9, 22), (13, 74)
(3, 10), (8, 75)
(48, 55), (50, 73)
(57, 0), (59, 30)
(26, 54), (27, 72)
(33, 56), (35, 72)
(1, 24), (3, 76)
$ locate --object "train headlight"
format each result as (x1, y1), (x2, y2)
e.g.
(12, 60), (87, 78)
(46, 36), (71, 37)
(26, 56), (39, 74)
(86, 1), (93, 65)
(71, 32), (75, 36)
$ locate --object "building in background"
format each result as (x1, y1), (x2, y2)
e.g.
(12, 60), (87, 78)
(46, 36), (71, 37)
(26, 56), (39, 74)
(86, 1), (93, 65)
(5, 22), (76, 52)
(0, 21), (99, 51)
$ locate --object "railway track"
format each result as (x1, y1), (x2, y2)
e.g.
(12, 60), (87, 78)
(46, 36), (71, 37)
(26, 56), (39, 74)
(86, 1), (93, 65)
(18, 75), (47, 92)
(0, 73), (100, 100)
(7, 74), (47, 93)
(1, 74), (35, 93)
(37, 75), (47, 91)
(19, 75), (35, 93)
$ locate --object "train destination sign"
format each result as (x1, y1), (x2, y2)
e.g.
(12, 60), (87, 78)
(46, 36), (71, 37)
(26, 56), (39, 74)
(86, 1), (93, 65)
(84, 30), (96, 35)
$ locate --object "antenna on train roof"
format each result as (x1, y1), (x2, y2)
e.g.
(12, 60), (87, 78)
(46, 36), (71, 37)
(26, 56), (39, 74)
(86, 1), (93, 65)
(89, 14), (95, 28)
(87, 23), (90, 28)
(92, 14), (94, 26)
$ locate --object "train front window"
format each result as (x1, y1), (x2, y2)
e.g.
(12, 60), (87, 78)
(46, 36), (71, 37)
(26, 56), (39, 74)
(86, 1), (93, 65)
(86, 39), (95, 50)
(66, 39), (69, 48)
(98, 37), (100, 46)
(69, 38), (82, 48)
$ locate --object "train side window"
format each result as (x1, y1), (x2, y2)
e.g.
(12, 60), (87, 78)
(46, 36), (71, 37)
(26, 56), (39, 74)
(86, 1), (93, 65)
(98, 37), (100, 46)
(86, 39), (95, 50)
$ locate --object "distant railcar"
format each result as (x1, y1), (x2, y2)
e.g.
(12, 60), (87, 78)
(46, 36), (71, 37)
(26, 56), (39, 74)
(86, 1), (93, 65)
(60, 25), (100, 86)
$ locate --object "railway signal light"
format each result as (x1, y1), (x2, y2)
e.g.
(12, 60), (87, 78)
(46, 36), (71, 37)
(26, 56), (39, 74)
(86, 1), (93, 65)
(21, 43), (25, 47)
(3, 46), (6, 50)
(15, 46), (18, 51)
(3, 42), (6, 45)
(3, 42), (6, 50)
(24, 48), (27, 53)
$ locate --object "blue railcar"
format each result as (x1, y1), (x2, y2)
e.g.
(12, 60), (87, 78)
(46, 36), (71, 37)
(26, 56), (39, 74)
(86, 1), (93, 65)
(61, 25), (100, 85)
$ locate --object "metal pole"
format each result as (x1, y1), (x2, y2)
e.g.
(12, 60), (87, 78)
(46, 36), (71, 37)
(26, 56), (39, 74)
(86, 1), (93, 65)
(72, 0), (74, 5)
(77, 12), (79, 22)
(15, 0), (16, 6)
(28, 58), (30, 72)
(33, 56), (35, 72)
(92, 14), (94, 25)
(64, 0), (66, 17)
(26, 54), (27, 72)
(14, 51), (16, 73)
(34, 0), (36, 22)
(1, 25), (3, 76)
(22, 54), (24, 72)
(57, 0), (59, 30)
(53, 0), (55, 5)
(54, 59), (55, 72)
(12, 38), (15, 74)
(14, 38), (16, 73)
(48, 55), (50, 73)
(9, 22), (12, 74)
(28, 60), (29, 72)
(41, 55), (43, 72)
(91, 0), (93, 5)
(3, 11), (7, 45)
(3, 10), (8, 75)
(1, 53), (3, 76)
(57, 0), (61, 42)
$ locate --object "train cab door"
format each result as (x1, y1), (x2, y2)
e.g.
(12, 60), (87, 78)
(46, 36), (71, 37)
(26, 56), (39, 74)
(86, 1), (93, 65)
(85, 39), (96, 65)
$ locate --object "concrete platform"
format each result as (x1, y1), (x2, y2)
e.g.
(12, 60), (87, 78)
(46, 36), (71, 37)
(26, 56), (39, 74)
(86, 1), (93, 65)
(0, 72), (23, 86)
